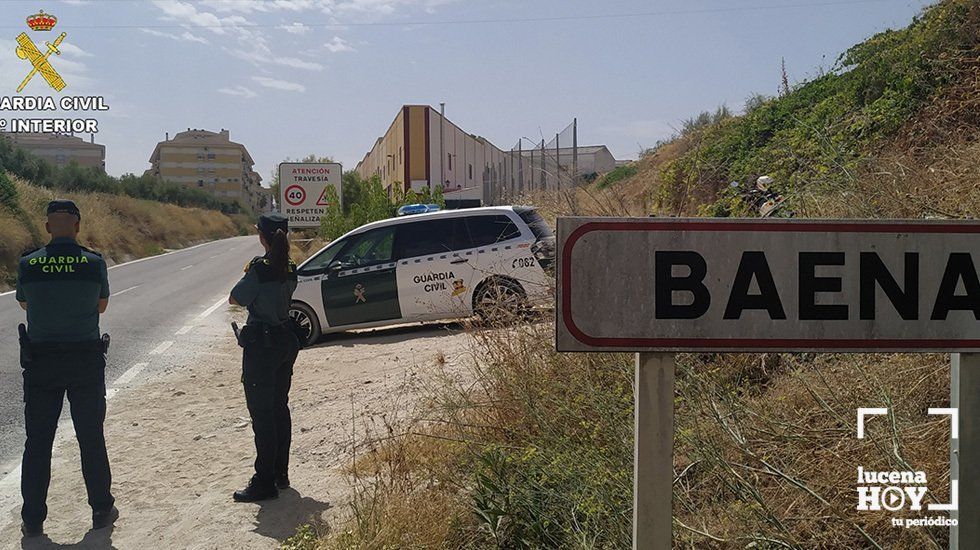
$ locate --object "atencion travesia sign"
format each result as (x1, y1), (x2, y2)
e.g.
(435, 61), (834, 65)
(557, 218), (980, 352)
(278, 162), (343, 228)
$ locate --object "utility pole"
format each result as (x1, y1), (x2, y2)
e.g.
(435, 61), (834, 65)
(439, 102), (445, 192)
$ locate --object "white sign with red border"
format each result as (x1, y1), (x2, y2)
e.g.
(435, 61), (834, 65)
(278, 162), (342, 228)
(557, 217), (980, 352)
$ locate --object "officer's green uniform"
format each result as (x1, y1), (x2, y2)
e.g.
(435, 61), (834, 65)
(16, 200), (114, 531)
(230, 213), (299, 500)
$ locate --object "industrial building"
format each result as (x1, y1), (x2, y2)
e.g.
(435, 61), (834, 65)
(2, 132), (105, 170)
(355, 105), (511, 208)
(144, 128), (269, 212)
(355, 105), (619, 208)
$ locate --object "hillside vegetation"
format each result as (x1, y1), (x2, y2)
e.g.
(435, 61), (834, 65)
(0, 172), (247, 288)
(283, 2), (980, 549)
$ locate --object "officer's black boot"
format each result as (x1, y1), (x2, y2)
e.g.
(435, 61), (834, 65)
(21, 521), (43, 538)
(92, 506), (119, 530)
(233, 477), (279, 502)
(275, 474), (290, 490)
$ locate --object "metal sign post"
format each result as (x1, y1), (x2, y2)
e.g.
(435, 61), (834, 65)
(634, 353), (674, 550)
(556, 217), (980, 549)
(953, 353), (980, 546)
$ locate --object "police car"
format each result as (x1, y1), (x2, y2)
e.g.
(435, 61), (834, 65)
(289, 206), (555, 345)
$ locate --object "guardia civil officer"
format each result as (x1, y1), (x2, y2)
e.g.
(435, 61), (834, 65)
(16, 200), (117, 538)
(229, 213), (300, 502)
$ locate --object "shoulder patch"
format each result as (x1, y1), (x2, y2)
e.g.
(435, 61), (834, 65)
(244, 256), (270, 273)
(78, 245), (103, 258)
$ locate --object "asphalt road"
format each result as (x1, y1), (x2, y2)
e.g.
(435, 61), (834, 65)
(0, 235), (262, 474)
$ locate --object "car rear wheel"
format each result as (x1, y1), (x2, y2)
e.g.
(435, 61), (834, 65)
(289, 302), (322, 346)
(474, 278), (528, 325)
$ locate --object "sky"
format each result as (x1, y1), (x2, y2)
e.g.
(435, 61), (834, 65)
(0, 0), (935, 185)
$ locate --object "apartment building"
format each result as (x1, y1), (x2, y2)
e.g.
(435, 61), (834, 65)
(144, 128), (267, 211)
(2, 132), (105, 170)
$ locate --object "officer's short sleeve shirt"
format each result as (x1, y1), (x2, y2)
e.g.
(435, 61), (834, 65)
(17, 237), (107, 342)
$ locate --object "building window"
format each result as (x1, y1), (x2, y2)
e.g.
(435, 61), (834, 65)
(399, 146), (402, 165)
(197, 180), (204, 187)
(207, 153), (215, 160)
(469, 164), (473, 180)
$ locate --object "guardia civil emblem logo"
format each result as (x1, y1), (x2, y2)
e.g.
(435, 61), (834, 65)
(15, 10), (67, 93)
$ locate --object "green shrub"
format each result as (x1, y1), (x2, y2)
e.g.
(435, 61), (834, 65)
(0, 171), (17, 210)
(319, 173), (446, 240)
(594, 164), (638, 190)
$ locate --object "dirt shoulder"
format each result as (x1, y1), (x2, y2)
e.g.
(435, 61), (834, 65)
(0, 306), (472, 549)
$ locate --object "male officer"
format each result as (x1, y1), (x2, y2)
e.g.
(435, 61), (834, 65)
(16, 200), (117, 538)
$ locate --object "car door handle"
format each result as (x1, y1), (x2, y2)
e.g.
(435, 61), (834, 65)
(450, 258), (468, 264)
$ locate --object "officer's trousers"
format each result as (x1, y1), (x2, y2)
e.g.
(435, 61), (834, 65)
(242, 331), (299, 487)
(21, 349), (113, 525)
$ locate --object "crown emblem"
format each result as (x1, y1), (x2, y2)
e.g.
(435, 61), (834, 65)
(26, 10), (57, 32)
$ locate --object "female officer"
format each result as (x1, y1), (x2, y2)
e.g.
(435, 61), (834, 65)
(229, 213), (300, 502)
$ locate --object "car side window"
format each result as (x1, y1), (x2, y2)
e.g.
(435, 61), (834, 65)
(298, 240), (345, 274)
(465, 215), (522, 248)
(395, 218), (471, 259)
(336, 227), (395, 268)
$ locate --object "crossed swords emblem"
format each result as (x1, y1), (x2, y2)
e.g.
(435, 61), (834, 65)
(15, 31), (67, 93)
(354, 284), (367, 304)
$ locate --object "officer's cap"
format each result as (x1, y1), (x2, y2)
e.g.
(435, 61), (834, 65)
(257, 212), (288, 235)
(47, 199), (80, 220)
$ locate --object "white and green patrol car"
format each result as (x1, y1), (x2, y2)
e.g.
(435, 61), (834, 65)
(289, 206), (555, 345)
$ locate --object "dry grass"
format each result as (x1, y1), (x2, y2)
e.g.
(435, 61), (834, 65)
(0, 175), (244, 287)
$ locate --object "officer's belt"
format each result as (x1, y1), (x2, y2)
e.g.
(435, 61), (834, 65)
(29, 339), (104, 354)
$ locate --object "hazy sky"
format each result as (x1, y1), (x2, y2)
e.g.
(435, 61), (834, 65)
(0, 0), (933, 184)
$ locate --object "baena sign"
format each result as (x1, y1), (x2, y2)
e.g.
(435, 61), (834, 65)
(557, 218), (980, 352)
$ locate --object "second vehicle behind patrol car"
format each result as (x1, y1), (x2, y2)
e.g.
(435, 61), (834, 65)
(289, 206), (555, 345)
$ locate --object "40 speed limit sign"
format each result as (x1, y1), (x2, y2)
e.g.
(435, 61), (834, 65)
(278, 162), (343, 228)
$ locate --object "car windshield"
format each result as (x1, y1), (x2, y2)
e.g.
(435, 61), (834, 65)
(515, 207), (554, 239)
(299, 240), (345, 273)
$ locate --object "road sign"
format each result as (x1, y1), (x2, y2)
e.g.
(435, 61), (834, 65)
(558, 218), (980, 353)
(278, 162), (342, 228)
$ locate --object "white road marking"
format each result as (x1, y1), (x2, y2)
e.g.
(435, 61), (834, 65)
(0, 290), (14, 297)
(106, 239), (228, 271)
(175, 325), (194, 335)
(197, 296), (227, 320)
(114, 284), (141, 296)
(180, 265), (194, 271)
(209, 254), (221, 259)
(114, 363), (148, 386)
(150, 341), (173, 355)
